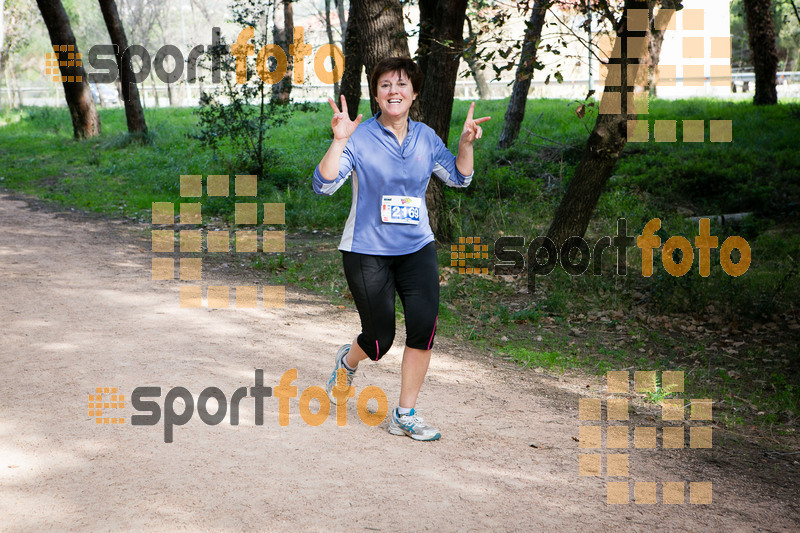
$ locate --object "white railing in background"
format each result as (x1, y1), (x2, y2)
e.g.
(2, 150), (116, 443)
(3, 72), (800, 108)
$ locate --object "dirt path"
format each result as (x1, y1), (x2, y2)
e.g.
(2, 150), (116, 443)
(0, 192), (798, 532)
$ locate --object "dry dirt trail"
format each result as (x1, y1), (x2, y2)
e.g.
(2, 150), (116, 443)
(0, 192), (798, 532)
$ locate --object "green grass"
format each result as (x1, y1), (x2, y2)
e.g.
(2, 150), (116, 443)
(3, 98), (798, 233)
(2, 97), (799, 439)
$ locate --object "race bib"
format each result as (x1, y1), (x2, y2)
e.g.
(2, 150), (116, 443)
(380, 195), (422, 225)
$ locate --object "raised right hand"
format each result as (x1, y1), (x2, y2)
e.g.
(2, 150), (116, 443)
(329, 95), (363, 141)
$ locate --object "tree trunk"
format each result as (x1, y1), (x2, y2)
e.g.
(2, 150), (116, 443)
(351, 0), (412, 117)
(35, 0), (100, 139)
(98, 0), (147, 134)
(272, 0), (294, 104)
(416, 0), (468, 241)
(546, 0), (641, 247)
(337, 0), (362, 119)
(3, 53), (15, 108)
(12, 68), (23, 106)
(743, 0), (778, 105)
(324, 0), (340, 96)
(546, 113), (628, 247)
(644, 0), (679, 96)
(464, 15), (490, 100)
(150, 75), (160, 107)
(416, 0), (467, 141)
(0, 51), (8, 88)
(497, 0), (549, 149)
(336, 0), (347, 39)
(464, 53), (489, 100)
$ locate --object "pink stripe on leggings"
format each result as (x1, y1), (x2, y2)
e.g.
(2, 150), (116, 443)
(427, 316), (438, 350)
(375, 340), (380, 360)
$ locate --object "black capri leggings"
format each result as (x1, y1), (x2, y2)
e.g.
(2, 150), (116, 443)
(342, 242), (439, 361)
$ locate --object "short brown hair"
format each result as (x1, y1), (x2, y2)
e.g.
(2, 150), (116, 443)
(369, 57), (424, 101)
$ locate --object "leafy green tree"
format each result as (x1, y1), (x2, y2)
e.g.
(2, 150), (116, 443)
(194, 0), (311, 179)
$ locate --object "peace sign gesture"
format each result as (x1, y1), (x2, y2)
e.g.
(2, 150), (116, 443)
(460, 102), (491, 144)
(329, 95), (363, 141)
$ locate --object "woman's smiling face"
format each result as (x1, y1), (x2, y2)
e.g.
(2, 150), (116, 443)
(375, 69), (417, 120)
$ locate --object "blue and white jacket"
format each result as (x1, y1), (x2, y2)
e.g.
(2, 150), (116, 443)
(312, 112), (473, 255)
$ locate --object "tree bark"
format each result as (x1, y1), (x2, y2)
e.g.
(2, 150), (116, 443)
(11, 67), (23, 106)
(464, 15), (490, 100)
(324, 0), (340, 96)
(337, 0), (360, 118)
(743, 0), (778, 105)
(416, 0), (468, 241)
(35, 0), (100, 138)
(150, 75), (160, 107)
(417, 0), (467, 142)
(3, 53), (15, 108)
(98, 0), (147, 134)
(497, 0), (549, 149)
(337, 0), (362, 120)
(644, 0), (679, 95)
(0, 51), (8, 93)
(335, 0), (347, 39)
(272, 0), (294, 104)
(350, 0), (411, 116)
(546, 0), (641, 247)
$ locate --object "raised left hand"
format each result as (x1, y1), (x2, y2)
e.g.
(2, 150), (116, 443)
(460, 102), (491, 144)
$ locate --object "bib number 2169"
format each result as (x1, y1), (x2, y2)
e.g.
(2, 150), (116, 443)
(381, 195), (422, 225)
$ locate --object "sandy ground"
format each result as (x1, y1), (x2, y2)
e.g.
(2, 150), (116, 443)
(0, 192), (798, 532)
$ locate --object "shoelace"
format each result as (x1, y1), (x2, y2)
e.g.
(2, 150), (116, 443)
(399, 411), (428, 429)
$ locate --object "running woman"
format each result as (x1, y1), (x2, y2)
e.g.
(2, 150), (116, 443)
(312, 57), (490, 441)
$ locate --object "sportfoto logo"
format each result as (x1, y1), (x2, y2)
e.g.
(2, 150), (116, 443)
(49, 25), (343, 94)
(91, 369), (388, 443)
(472, 218), (751, 291)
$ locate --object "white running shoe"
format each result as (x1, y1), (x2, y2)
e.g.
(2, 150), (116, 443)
(388, 408), (441, 441)
(325, 344), (356, 405)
